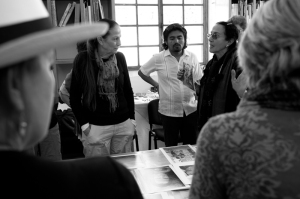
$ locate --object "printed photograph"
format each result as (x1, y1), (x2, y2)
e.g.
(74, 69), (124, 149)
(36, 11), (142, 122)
(111, 154), (145, 169)
(160, 145), (196, 164)
(132, 166), (186, 194)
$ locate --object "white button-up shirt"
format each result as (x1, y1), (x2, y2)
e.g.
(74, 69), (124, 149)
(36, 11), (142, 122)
(140, 49), (203, 117)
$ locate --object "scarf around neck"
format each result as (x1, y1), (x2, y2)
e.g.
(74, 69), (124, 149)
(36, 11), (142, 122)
(95, 51), (119, 112)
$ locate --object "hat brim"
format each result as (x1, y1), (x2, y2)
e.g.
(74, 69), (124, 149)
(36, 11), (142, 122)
(0, 22), (108, 68)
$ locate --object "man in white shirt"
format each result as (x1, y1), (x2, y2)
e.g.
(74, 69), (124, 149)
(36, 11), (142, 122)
(138, 23), (203, 147)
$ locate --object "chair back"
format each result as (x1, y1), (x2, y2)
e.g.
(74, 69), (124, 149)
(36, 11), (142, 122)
(148, 99), (162, 126)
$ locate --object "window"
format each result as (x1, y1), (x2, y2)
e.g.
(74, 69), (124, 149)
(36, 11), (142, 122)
(115, 0), (204, 70)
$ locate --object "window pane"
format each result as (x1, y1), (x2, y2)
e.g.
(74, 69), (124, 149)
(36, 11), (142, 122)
(118, 47), (138, 66)
(120, 27), (137, 46)
(138, 27), (159, 45)
(138, 6), (158, 25)
(185, 26), (203, 44)
(115, 6), (136, 25)
(186, 45), (203, 62)
(185, 6), (203, 24)
(163, 6), (183, 24)
(163, 0), (182, 4)
(139, 47), (159, 66)
(115, 0), (135, 3)
(185, 0), (203, 3)
(137, 0), (157, 4)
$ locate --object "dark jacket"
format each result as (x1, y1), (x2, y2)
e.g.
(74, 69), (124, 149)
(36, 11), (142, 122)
(70, 51), (134, 126)
(197, 45), (241, 131)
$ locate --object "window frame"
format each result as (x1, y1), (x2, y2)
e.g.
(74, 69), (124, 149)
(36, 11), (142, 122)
(114, 0), (207, 70)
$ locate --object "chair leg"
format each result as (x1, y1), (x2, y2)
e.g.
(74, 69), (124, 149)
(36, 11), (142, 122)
(135, 133), (139, 151)
(154, 137), (158, 149)
(149, 131), (152, 150)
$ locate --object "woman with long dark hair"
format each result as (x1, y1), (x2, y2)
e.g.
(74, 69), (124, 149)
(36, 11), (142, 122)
(70, 19), (135, 157)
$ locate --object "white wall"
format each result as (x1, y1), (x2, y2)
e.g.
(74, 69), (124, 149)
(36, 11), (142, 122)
(129, 71), (158, 93)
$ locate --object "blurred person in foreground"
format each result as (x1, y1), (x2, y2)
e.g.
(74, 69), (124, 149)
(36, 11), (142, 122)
(0, 1), (143, 198)
(190, 0), (300, 198)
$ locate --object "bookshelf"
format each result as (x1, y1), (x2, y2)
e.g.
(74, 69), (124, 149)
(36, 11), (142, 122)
(230, 0), (268, 21)
(42, 0), (115, 96)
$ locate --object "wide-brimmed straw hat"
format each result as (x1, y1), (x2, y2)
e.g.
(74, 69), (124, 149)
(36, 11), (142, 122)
(0, 0), (108, 68)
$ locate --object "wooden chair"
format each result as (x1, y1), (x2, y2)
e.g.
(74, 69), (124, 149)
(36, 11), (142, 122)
(133, 129), (139, 151)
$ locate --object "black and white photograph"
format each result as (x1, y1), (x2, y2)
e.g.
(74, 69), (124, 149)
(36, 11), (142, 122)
(160, 145), (196, 164)
(131, 166), (187, 194)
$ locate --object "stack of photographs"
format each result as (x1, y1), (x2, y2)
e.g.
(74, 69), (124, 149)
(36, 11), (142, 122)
(111, 145), (196, 196)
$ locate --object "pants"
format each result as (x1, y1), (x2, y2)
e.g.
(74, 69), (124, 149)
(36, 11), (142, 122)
(161, 111), (198, 147)
(38, 124), (62, 161)
(82, 119), (134, 157)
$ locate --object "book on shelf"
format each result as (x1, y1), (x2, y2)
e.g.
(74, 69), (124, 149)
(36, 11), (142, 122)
(61, 2), (76, 27)
(99, 0), (104, 19)
(89, 0), (95, 22)
(74, 3), (81, 24)
(58, 2), (72, 27)
(247, 4), (252, 21)
(51, 0), (58, 27)
(243, 0), (248, 19)
(79, 0), (86, 23)
(231, 3), (239, 16)
(46, 0), (52, 24)
(93, 0), (100, 22)
(87, 5), (92, 23)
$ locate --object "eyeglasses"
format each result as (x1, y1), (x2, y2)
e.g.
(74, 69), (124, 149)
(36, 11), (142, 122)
(207, 33), (220, 40)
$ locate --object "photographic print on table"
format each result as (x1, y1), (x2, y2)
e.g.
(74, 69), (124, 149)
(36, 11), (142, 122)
(131, 165), (187, 194)
(189, 144), (197, 152)
(143, 189), (189, 199)
(160, 145), (196, 165)
(173, 163), (195, 184)
(164, 189), (190, 199)
(140, 150), (170, 168)
(111, 154), (145, 169)
(143, 193), (164, 199)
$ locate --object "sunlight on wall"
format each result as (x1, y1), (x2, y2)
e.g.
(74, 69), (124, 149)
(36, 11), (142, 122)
(208, 0), (230, 59)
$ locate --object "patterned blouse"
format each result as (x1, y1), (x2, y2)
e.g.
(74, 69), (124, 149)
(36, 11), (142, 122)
(189, 100), (300, 199)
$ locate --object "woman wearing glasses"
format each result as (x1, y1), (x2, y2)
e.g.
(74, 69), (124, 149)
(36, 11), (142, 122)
(197, 21), (240, 133)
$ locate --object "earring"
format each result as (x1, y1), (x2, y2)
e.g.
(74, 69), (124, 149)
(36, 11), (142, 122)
(19, 122), (27, 137)
(226, 45), (229, 48)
